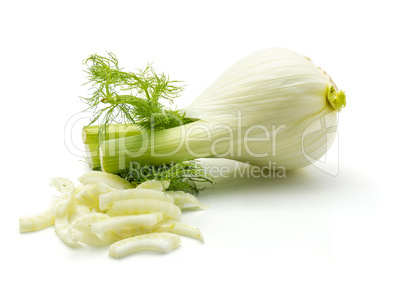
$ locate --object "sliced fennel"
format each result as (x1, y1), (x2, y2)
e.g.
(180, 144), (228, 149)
(106, 199), (182, 221)
(109, 233), (181, 258)
(19, 212), (55, 233)
(165, 221), (204, 243)
(78, 170), (134, 189)
(136, 179), (170, 191)
(166, 191), (209, 210)
(90, 213), (164, 233)
(98, 188), (175, 211)
(19, 171), (206, 258)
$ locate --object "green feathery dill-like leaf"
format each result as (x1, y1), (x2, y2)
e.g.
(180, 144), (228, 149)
(120, 160), (215, 196)
(81, 51), (195, 142)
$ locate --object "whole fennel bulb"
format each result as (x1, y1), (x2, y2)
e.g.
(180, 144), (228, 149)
(100, 47), (346, 173)
(182, 47), (346, 170)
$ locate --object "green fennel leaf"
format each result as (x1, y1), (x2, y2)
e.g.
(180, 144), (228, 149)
(81, 51), (195, 142)
(120, 160), (214, 196)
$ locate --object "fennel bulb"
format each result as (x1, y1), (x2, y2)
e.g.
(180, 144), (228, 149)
(99, 47), (345, 173)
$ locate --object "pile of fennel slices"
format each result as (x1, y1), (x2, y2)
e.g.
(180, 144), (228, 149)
(19, 171), (207, 258)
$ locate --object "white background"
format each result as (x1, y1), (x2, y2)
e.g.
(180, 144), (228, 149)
(1, 0), (401, 285)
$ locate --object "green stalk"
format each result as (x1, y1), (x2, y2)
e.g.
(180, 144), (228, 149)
(83, 123), (141, 144)
(85, 143), (101, 169)
(100, 121), (230, 174)
(83, 124), (142, 169)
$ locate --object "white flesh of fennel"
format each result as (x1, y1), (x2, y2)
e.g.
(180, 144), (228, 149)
(19, 172), (206, 258)
(181, 47), (345, 170)
(99, 48), (345, 173)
